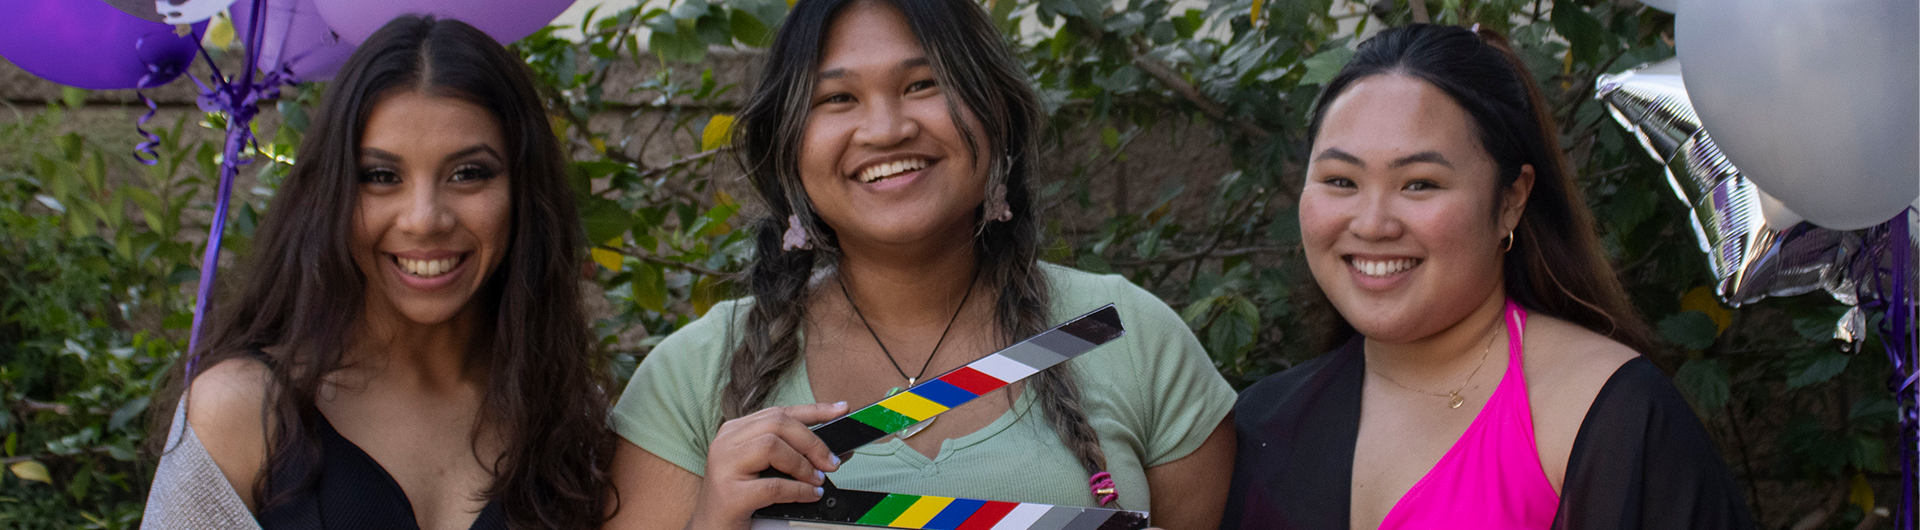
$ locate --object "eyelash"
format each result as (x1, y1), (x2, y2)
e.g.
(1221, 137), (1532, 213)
(813, 79), (940, 106)
(452, 164), (497, 182)
(356, 165), (499, 184)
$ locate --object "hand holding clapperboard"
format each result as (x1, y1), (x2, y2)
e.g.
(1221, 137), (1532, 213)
(750, 305), (1149, 530)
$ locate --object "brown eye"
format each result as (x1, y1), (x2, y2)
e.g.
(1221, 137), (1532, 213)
(359, 168), (400, 184)
(451, 165), (497, 182)
(1323, 176), (1356, 188)
(906, 79), (937, 93)
(1404, 180), (1438, 191)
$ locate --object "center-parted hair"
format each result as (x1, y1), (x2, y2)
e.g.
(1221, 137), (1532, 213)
(151, 16), (613, 529)
(1306, 24), (1654, 353)
(726, 0), (1118, 497)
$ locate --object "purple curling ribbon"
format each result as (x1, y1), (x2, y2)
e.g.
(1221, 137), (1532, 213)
(183, 0), (286, 379)
(132, 92), (162, 165)
(1863, 209), (1918, 529)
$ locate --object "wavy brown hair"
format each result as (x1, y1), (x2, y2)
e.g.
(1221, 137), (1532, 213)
(1306, 24), (1655, 353)
(149, 16), (613, 529)
(724, 0), (1119, 502)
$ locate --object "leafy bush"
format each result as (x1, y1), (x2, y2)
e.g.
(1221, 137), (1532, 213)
(0, 1), (1896, 527)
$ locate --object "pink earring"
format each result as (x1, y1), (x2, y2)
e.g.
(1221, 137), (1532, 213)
(987, 183), (1013, 222)
(782, 214), (813, 251)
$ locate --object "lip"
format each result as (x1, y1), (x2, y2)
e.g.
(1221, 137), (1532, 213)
(383, 250), (471, 291)
(1342, 253), (1423, 292)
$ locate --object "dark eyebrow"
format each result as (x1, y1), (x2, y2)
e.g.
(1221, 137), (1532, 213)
(1388, 151), (1453, 169)
(1313, 148), (1365, 167)
(446, 144), (503, 163)
(361, 147), (401, 161)
(358, 145), (503, 163)
(818, 56), (931, 80)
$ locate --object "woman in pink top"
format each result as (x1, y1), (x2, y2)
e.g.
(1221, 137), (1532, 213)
(1223, 25), (1754, 529)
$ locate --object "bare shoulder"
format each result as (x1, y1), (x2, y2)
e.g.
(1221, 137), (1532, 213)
(1524, 314), (1637, 385)
(185, 355), (274, 510)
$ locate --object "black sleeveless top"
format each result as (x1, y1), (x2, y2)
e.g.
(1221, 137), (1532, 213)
(249, 351), (507, 530)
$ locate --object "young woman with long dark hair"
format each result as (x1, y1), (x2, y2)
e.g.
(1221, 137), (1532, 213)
(605, 1), (1236, 528)
(1220, 24), (1753, 529)
(146, 16), (613, 530)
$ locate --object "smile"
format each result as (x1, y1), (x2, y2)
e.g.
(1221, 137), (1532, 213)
(392, 254), (467, 279)
(854, 157), (929, 183)
(1347, 256), (1421, 277)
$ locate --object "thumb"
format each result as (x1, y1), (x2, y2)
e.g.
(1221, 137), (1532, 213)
(784, 401), (851, 426)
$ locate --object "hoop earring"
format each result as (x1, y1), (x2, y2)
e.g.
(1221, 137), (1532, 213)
(1502, 230), (1515, 252)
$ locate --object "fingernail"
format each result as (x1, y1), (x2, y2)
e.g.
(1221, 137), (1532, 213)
(834, 401), (848, 409)
(815, 469), (825, 481)
(830, 454), (842, 467)
(813, 486), (824, 497)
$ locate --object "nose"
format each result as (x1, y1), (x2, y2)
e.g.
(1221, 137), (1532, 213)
(395, 177), (456, 237)
(1349, 190), (1404, 242)
(851, 96), (917, 148)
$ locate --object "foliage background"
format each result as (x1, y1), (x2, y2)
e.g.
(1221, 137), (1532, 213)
(0, 0), (1898, 528)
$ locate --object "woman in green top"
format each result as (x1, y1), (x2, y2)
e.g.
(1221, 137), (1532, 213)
(603, 0), (1236, 529)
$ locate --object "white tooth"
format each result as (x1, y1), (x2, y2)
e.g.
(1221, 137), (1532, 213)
(401, 258), (417, 275)
(429, 260), (444, 276)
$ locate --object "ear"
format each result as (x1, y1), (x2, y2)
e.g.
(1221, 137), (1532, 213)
(1500, 164), (1536, 234)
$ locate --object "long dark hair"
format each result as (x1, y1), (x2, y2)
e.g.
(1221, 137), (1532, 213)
(724, 0), (1115, 497)
(1307, 24), (1655, 353)
(150, 16), (613, 529)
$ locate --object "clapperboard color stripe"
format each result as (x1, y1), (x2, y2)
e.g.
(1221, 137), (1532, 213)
(810, 304), (1125, 455)
(754, 305), (1147, 530)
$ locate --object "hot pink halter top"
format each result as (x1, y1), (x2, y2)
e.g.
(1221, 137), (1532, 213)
(1378, 299), (1560, 529)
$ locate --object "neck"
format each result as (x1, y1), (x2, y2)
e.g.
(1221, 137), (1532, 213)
(835, 231), (982, 330)
(1364, 289), (1509, 385)
(350, 299), (489, 390)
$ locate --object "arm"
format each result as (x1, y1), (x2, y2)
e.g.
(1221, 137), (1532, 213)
(184, 357), (274, 512)
(606, 402), (849, 530)
(1144, 416), (1235, 530)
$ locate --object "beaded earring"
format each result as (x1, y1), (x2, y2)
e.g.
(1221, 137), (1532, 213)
(782, 214), (813, 251)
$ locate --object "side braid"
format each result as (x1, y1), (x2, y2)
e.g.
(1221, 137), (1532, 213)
(722, 217), (820, 418)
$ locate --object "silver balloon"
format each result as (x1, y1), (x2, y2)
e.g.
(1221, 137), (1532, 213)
(1597, 59), (1918, 320)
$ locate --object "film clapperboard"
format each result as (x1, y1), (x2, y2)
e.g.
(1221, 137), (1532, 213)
(750, 304), (1149, 530)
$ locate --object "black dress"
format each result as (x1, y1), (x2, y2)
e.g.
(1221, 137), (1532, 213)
(1221, 338), (1755, 530)
(247, 352), (507, 530)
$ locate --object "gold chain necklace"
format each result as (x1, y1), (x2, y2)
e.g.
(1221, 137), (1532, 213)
(1370, 323), (1501, 409)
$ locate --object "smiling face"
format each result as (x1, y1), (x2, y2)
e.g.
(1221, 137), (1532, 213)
(351, 90), (512, 328)
(796, 1), (989, 250)
(1300, 74), (1531, 343)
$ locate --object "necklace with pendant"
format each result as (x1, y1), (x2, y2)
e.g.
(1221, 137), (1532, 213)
(841, 268), (979, 440)
(1370, 321), (1501, 409)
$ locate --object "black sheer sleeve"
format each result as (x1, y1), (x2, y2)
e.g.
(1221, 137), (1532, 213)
(1552, 358), (1756, 530)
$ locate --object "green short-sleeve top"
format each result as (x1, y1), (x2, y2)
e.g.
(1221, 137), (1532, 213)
(609, 263), (1236, 508)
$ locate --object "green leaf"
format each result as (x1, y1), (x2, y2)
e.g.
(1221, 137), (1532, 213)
(580, 198), (633, 244)
(1673, 358), (1730, 416)
(1551, 0), (1607, 65)
(1657, 311), (1718, 350)
(1299, 46), (1355, 86)
(1181, 296), (1220, 327)
(107, 396), (150, 433)
(632, 263), (667, 313)
(730, 11), (771, 48)
(9, 461), (51, 484)
(1786, 354), (1850, 389)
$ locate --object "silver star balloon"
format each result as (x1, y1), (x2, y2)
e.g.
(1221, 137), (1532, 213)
(1596, 58), (1916, 339)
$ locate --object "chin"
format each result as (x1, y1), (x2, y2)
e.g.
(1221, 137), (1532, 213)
(391, 302), (470, 327)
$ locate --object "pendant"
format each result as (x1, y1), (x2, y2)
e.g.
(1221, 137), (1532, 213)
(1448, 392), (1465, 409)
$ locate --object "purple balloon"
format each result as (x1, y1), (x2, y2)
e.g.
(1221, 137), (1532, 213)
(312, 0), (575, 46)
(0, 0), (203, 90)
(229, 0), (353, 82)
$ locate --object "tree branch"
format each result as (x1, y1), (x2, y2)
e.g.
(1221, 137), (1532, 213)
(1129, 52), (1272, 140)
(609, 247), (729, 276)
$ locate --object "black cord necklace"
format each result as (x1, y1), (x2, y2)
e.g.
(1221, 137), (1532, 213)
(839, 267), (981, 389)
